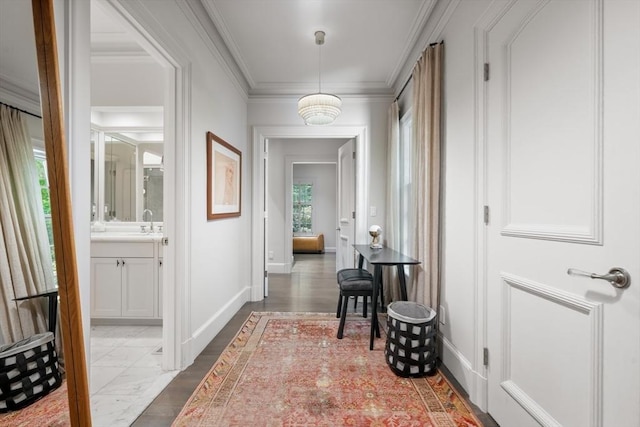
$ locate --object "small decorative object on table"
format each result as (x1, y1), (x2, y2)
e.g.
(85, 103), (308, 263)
(369, 225), (382, 249)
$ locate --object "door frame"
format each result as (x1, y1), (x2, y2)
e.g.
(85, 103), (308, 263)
(102, 0), (191, 370)
(251, 126), (368, 301)
(470, 0), (513, 412)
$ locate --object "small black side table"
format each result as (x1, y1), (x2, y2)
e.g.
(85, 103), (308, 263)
(352, 245), (421, 350)
(14, 289), (59, 334)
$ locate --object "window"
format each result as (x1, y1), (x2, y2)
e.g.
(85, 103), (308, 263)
(292, 182), (313, 233)
(34, 149), (56, 273)
(399, 110), (413, 255)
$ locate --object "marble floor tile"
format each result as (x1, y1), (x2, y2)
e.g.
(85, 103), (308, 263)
(89, 325), (177, 427)
(92, 345), (157, 367)
(90, 366), (127, 394)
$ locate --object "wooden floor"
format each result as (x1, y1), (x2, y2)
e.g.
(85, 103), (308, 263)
(132, 253), (498, 426)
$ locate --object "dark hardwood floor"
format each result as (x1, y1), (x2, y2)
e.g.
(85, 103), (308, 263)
(132, 253), (498, 426)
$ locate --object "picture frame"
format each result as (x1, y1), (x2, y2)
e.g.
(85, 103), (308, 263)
(207, 131), (242, 219)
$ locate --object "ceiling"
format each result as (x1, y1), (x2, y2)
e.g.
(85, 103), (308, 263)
(200, 0), (437, 97)
(0, 0), (437, 108)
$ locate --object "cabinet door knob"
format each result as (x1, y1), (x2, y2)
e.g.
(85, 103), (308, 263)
(116, 260), (120, 267)
(121, 259), (126, 266)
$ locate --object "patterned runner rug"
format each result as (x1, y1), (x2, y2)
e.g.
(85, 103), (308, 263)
(0, 382), (69, 426)
(174, 312), (481, 426)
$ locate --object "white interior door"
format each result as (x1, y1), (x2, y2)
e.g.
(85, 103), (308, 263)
(263, 139), (269, 296)
(485, 1), (640, 426)
(337, 139), (355, 271)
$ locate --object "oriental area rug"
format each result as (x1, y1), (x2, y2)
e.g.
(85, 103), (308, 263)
(173, 312), (481, 427)
(0, 382), (69, 426)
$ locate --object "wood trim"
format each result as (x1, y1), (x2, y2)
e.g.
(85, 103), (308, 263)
(31, 0), (92, 424)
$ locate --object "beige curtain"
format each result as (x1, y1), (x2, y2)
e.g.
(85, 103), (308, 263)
(383, 101), (402, 303)
(0, 105), (54, 344)
(409, 43), (443, 310)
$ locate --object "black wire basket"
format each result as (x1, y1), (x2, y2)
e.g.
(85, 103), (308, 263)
(0, 332), (62, 412)
(385, 301), (437, 377)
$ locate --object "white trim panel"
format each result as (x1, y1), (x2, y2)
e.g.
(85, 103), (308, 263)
(501, 0), (603, 246)
(501, 272), (603, 427)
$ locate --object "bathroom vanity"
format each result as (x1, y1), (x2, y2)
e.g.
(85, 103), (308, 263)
(90, 231), (163, 323)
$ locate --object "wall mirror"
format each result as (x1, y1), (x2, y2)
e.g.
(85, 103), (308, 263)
(0, 0), (91, 423)
(90, 119), (164, 224)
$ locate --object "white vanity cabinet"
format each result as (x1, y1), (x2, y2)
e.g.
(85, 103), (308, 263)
(91, 240), (160, 320)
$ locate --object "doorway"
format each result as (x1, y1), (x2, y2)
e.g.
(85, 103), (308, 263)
(89, 0), (184, 376)
(252, 126), (369, 302)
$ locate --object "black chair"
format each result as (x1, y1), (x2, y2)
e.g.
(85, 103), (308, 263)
(336, 268), (375, 339)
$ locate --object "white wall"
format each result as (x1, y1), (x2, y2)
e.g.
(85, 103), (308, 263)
(400, 0), (492, 407)
(438, 0), (491, 401)
(125, 0), (251, 363)
(293, 163), (337, 250)
(91, 60), (164, 106)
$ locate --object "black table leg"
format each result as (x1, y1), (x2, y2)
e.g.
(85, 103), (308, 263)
(46, 293), (58, 334)
(397, 264), (408, 301)
(358, 254), (364, 269)
(370, 264), (383, 350)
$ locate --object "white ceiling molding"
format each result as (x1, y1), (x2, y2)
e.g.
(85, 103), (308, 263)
(177, 0), (250, 99)
(249, 82), (394, 98)
(0, 75), (41, 117)
(385, 0), (438, 87)
(91, 53), (158, 63)
(198, 0), (437, 99)
(393, 0), (461, 97)
(247, 93), (393, 104)
(200, 0), (255, 88)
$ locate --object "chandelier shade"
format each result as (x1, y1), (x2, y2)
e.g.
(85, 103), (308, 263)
(297, 93), (342, 126)
(298, 31), (341, 125)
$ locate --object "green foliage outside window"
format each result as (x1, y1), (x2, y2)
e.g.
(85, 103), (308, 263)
(293, 183), (313, 233)
(34, 153), (55, 272)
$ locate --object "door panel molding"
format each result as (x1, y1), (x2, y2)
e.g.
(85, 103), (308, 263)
(501, 0), (603, 245)
(501, 273), (603, 426)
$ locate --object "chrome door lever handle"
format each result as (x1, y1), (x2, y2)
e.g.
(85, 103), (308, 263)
(567, 267), (631, 289)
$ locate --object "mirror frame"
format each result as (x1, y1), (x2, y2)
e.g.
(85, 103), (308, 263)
(32, 0), (91, 424)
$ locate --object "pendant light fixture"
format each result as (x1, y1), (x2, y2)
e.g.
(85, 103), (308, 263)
(298, 31), (342, 125)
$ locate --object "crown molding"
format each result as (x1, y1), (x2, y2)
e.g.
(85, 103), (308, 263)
(248, 93), (393, 104)
(0, 75), (41, 116)
(392, 0), (461, 96)
(385, 0), (438, 87)
(249, 81), (394, 98)
(178, 0), (249, 99)
(91, 51), (157, 63)
(200, 0), (255, 88)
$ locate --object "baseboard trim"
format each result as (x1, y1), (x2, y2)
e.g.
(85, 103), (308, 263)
(325, 247), (336, 253)
(439, 334), (487, 411)
(189, 286), (251, 362)
(268, 262), (292, 274)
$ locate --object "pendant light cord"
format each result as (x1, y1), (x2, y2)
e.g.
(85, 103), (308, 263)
(318, 40), (322, 93)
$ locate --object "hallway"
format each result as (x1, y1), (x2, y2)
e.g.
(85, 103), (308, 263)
(132, 253), (497, 426)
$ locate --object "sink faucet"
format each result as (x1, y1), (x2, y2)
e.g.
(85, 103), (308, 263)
(142, 209), (154, 232)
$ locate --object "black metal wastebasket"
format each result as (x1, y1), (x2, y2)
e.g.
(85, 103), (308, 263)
(385, 301), (437, 377)
(0, 332), (62, 412)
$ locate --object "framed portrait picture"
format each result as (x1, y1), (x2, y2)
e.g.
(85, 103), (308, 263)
(207, 131), (242, 220)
